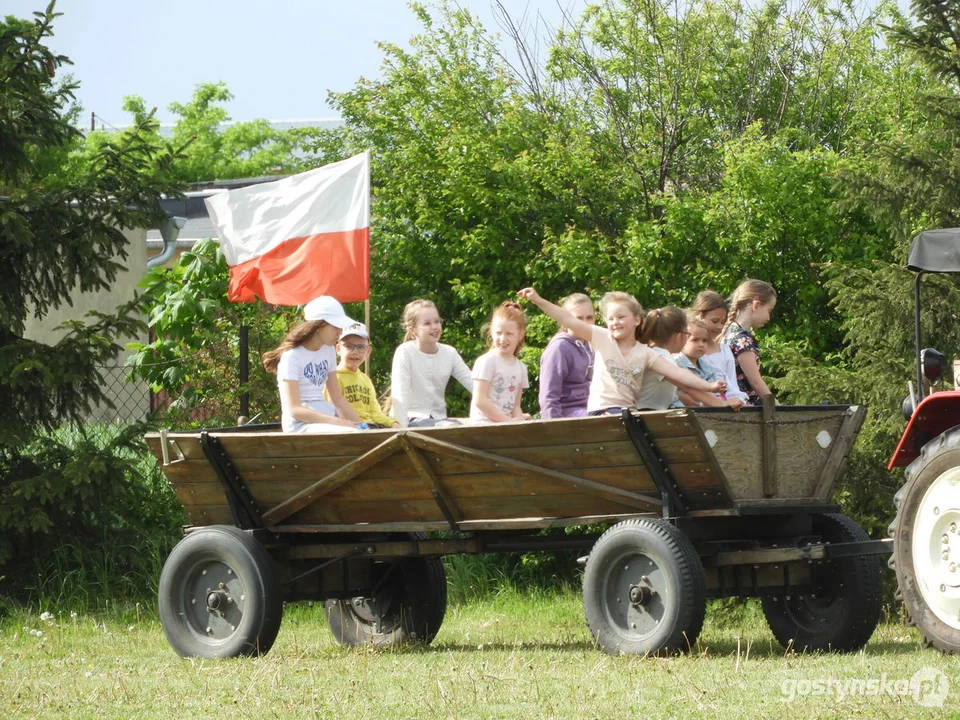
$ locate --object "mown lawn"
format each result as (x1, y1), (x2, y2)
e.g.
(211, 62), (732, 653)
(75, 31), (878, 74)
(1, 591), (956, 719)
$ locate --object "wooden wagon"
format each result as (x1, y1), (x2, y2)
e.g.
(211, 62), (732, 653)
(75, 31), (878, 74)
(145, 402), (889, 658)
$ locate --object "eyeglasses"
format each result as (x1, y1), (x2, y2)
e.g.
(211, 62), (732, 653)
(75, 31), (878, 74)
(341, 343), (369, 352)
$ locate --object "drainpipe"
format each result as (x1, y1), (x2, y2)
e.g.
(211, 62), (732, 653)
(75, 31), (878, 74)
(147, 215), (187, 269)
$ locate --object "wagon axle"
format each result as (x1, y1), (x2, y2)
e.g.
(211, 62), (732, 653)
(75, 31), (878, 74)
(628, 578), (657, 608)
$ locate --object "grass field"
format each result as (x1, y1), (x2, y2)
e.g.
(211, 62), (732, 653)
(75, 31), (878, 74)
(1, 591), (956, 719)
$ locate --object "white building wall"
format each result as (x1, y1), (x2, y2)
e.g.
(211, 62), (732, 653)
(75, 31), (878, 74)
(24, 227), (152, 423)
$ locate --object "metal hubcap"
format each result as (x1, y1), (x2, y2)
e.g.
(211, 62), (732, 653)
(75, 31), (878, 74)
(601, 552), (665, 639)
(183, 561), (245, 641)
(912, 467), (960, 629)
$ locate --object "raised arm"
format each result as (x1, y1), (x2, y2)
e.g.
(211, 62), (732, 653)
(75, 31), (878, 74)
(517, 288), (593, 344)
(652, 356), (726, 396)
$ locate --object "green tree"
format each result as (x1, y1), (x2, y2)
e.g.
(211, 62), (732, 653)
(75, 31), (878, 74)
(0, 3), (184, 565)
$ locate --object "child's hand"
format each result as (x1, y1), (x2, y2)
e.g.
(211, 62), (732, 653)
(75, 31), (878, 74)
(710, 379), (727, 395)
(726, 397), (743, 412)
(516, 287), (541, 304)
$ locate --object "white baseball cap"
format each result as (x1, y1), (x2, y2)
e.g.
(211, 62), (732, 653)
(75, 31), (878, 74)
(303, 296), (356, 329)
(340, 322), (369, 341)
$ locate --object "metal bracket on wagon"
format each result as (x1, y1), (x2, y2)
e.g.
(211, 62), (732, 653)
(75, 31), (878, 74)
(199, 432), (265, 530)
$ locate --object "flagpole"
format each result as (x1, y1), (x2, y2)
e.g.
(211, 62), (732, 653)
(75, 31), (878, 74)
(364, 299), (371, 374)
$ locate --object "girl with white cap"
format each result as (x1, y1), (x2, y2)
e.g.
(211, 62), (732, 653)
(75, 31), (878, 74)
(262, 295), (367, 433)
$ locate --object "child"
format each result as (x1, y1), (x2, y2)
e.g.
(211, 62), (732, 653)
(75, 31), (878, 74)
(389, 299), (473, 427)
(690, 290), (748, 404)
(675, 315), (743, 410)
(470, 301), (531, 423)
(721, 280), (777, 406)
(261, 295), (365, 433)
(538, 292), (596, 418)
(325, 322), (400, 429)
(635, 306), (690, 410)
(517, 288), (725, 414)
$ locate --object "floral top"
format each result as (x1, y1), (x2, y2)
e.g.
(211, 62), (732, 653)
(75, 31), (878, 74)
(722, 321), (761, 406)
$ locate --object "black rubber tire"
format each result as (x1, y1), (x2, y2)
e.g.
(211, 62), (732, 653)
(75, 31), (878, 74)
(889, 427), (960, 654)
(762, 513), (882, 653)
(324, 550), (447, 648)
(582, 518), (706, 656)
(158, 525), (283, 658)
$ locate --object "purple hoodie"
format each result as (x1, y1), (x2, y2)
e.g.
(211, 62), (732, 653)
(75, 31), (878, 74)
(539, 332), (594, 419)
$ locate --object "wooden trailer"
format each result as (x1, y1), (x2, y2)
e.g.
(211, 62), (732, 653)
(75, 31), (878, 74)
(145, 403), (889, 658)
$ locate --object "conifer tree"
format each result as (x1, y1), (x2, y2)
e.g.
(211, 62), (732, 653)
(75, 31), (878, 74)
(0, 3), (182, 563)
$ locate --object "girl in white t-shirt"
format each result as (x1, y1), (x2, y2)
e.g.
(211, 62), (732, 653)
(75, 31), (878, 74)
(389, 299), (473, 427)
(470, 301), (531, 423)
(517, 288), (725, 413)
(262, 295), (364, 433)
(688, 290), (748, 404)
(635, 306), (692, 410)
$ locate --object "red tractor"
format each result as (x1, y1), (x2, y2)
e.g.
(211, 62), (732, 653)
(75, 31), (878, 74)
(889, 228), (960, 654)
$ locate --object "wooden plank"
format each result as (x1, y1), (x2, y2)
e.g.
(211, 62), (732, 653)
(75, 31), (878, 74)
(181, 505), (233, 526)
(405, 432), (662, 513)
(813, 406), (867, 501)
(401, 436), (462, 529)
(171, 464), (677, 508)
(148, 413), (702, 461)
(265, 512), (655, 534)
(682, 416), (734, 506)
(227, 440), (644, 480)
(290, 492), (639, 525)
(158, 461), (716, 505)
(261, 434), (404, 526)
(761, 395), (777, 497)
(650, 435), (708, 464)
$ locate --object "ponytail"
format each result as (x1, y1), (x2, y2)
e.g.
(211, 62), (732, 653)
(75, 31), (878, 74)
(639, 306), (687, 346)
(728, 280), (777, 323)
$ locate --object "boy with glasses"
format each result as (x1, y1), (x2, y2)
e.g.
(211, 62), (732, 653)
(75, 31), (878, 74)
(325, 322), (400, 429)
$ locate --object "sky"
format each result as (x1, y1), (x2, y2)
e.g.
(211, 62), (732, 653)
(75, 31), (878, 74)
(6, 0), (587, 127)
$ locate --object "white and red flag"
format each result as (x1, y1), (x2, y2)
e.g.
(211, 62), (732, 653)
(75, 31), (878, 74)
(205, 151), (370, 304)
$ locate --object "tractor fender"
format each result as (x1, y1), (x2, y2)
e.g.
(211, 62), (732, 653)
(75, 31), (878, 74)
(888, 390), (960, 469)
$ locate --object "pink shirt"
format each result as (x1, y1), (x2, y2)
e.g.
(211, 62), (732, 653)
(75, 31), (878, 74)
(586, 326), (659, 412)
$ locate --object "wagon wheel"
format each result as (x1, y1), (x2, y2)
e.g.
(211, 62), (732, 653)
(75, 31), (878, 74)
(158, 525), (283, 658)
(583, 518), (706, 656)
(889, 428), (960, 654)
(325, 537), (447, 647)
(762, 513), (881, 653)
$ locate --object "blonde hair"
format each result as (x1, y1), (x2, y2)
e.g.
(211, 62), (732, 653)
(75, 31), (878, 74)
(485, 301), (527, 356)
(262, 320), (329, 373)
(561, 292), (593, 309)
(686, 312), (711, 333)
(691, 290), (727, 317)
(599, 291), (645, 340)
(728, 280), (777, 323)
(401, 299), (438, 341)
(639, 306), (687, 345)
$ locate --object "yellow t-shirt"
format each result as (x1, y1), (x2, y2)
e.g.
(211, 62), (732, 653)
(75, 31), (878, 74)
(324, 365), (395, 427)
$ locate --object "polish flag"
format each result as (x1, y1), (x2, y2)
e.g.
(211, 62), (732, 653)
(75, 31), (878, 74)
(205, 151), (370, 304)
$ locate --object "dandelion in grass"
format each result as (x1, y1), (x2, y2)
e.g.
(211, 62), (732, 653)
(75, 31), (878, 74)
(40, 611), (54, 623)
